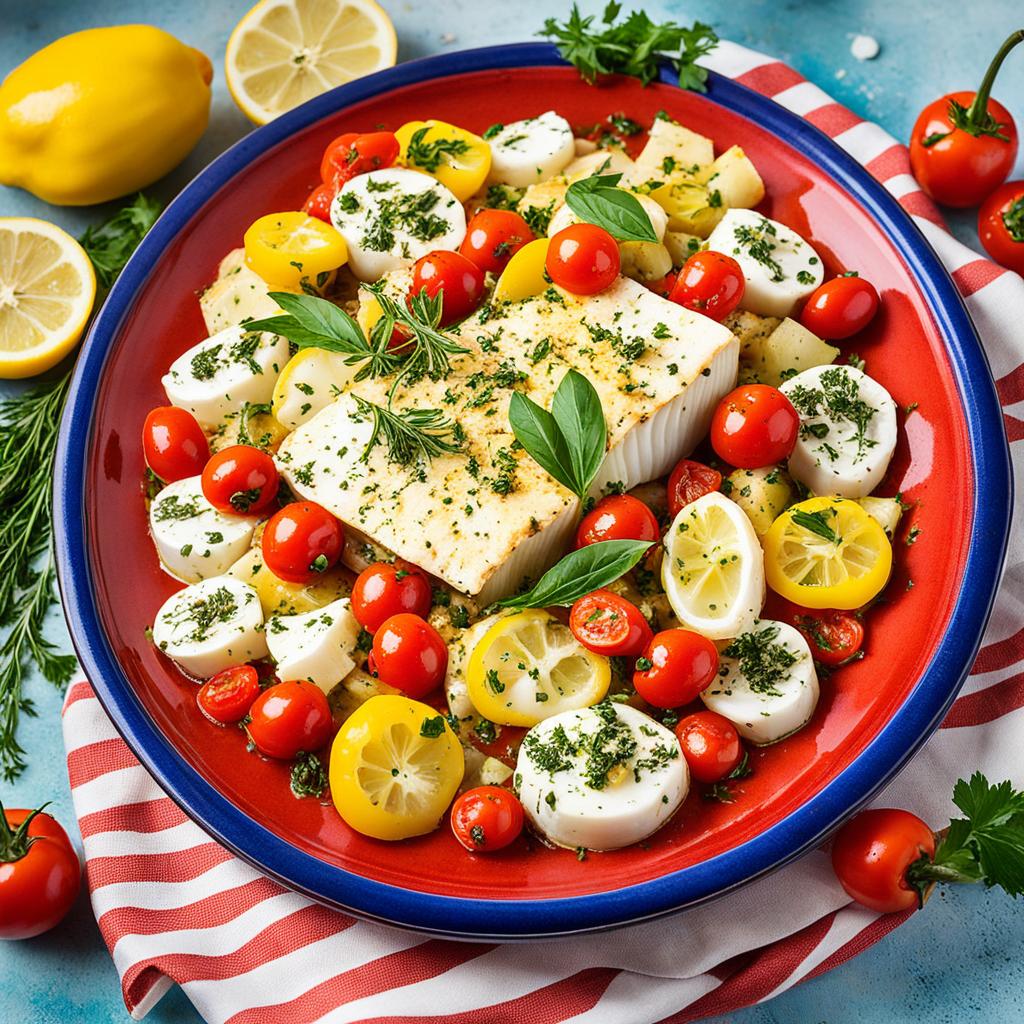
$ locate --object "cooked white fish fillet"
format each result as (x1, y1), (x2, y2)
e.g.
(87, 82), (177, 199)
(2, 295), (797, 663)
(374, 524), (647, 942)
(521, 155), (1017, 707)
(277, 276), (737, 602)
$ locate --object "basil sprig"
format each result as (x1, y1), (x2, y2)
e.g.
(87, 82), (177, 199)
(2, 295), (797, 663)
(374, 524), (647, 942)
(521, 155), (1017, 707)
(498, 539), (651, 609)
(246, 292), (373, 358)
(565, 173), (658, 243)
(508, 369), (606, 500)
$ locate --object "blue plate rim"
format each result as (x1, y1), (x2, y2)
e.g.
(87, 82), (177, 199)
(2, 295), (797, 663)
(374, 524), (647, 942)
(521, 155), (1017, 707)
(54, 41), (1012, 940)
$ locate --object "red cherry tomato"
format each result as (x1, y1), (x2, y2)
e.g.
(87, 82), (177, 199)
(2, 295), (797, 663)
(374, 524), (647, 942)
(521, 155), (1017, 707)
(800, 275), (880, 340)
(201, 445), (279, 515)
(320, 130), (400, 187)
(645, 269), (678, 299)
(908, 34), (1023, 208)
(261, 501), (344, 584)
(668, 250), (745, 321)
(143, 406), (210, 482)
(633, 628), (719, 709)
(667, 458), (722, 519)
(303, 183), (335, 222)
(569, 589), (653, 659)
(247, 680), (333, 760)
(410, 250), (485, 325)
(978, 180), (1024, 275)
(450, 786), (524, 852)
(0, 803), (81, 939)
(545, 223), (620, 295)
(351, 561), (433, 633)
(831, 808), (936, 913)
(674, 711), (744, 784)
(575, 494), (660, 549)
(710, 384), (799, 469)
(783, 604), (865, 667)
(197, 665), (260, 725)
(372, 614), (448, 698)
(459, 209), (535, 275)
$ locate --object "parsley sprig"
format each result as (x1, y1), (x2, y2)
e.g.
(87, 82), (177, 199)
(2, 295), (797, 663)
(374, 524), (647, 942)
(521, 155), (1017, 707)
(1, 196), (160, 780)
(906, 773), (1024, 902)
(540, 3), (718, 90)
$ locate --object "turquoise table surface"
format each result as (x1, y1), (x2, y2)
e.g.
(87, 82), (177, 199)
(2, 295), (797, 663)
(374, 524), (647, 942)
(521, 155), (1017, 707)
(2, 1), (1022, 1021)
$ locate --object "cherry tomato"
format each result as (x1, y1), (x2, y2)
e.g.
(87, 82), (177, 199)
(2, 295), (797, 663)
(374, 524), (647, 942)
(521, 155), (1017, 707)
(831, 808), (935, 913)
(669, 250), (745, 321)
(247, 680), (333, 760)
(575, 494), (660, 549)
(450, 785), (524, 852)
(320, 130), (400, 187)
(197, 665), (260, 725)
(302, 183), (335, 223)
(800, 275), (880, 340)
(201, 445), (279, 515)
(545, 223), (620, 295)
(410, 250), (485, 325)
(784, 605), (865, 667)
(459, 209), (535, 275)
(908, 34), (1022, 208)
(0, 803), (81, 940)
(261, 501), (344, 584)
(143, 406), (209, 482)
(633, 628), (719, 709)
(667, 458), (722, 518)
(569, 589), (653, 659)
(978, 180), (1024, 275)
(372, 614), (448, 698)
(710, 384), (799, 469)
(674, 711), (744, 784)
(646, 269), (677, 299)
(351, 561), (433, 633)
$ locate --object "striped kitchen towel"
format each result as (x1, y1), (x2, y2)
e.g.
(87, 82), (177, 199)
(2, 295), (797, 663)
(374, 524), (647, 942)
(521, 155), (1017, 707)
(61, 38), (1024, 1024)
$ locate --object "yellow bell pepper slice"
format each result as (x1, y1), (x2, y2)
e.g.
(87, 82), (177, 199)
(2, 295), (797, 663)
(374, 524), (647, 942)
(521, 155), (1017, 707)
(243, 212), (347, 291)
(395, 119), (491, 202)
(492, 237), (551, 303)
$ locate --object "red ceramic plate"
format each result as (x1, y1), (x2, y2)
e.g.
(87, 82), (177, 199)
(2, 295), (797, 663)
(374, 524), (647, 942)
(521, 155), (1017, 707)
(55, 45), (1011, 938)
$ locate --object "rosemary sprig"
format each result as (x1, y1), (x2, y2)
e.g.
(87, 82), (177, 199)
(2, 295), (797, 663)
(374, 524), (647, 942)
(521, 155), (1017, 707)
(354, 396), (464, 466)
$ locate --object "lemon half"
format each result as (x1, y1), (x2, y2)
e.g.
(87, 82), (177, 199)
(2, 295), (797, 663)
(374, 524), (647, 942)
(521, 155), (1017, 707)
(0, 218), (96, 379)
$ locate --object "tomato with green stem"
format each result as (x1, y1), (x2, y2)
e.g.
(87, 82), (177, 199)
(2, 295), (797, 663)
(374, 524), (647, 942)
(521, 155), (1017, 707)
(451, 786), (524, 852)
(978, 180), (1024, 275)
(674, 711), (744, 784)
(350, 561), (433, 634)
(372, 613), (448, 698)
(710, 385), (799, 469)
(783, 604), (865, 667)
(201, 445), (278, 515)
(909, 31), (1023, 208)
(320, 131), (400, 187)
(459, 209), (534, 275)
(0, 802), (81, 939)
(262, 501), (344, 584)
(633, 628), (719, 709)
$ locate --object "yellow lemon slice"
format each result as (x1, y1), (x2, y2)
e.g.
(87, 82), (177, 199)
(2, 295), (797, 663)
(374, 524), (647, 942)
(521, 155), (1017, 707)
(763, 496), (892, 610)
(394, 120), (492, 202)
(466, 609), (610, 727)
(272, 346), (355, 429)
(661, 490), (766, 640)
(243, 211), (347, 291)
(330, 695), (464, 840)
(226, 0), (397, 125)
(492, 237), (551, 303)
(0, 218), (96, 379)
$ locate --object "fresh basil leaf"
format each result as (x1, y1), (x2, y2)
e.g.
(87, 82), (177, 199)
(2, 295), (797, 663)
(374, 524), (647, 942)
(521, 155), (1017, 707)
(268, 291), (368, 350)
(551, 370), (606, 499)
(565, 173), (658, 243)
(498, 539), (651, 609)
(508, 391), (579, 495)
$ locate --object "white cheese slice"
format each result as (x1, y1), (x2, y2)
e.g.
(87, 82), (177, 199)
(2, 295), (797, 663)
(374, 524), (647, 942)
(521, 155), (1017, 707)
(162, 325), (289, 431)
(152, 576), (268, 680)
(266, 597), (361, 695)
(516, 703), (687, 850)
(707, 209), (824, 318)
(149, 476), (258, 583)
(487, 112), (576, 189)
(276, 276), (737, 603)
(330, 168), (466, 282)
(701, 619), (819, 745)
(199, 247), (280, 335)
(781, 364), (897, 498)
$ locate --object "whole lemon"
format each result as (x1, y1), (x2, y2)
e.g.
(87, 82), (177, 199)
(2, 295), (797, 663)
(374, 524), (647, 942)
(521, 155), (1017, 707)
(0, 25), (212, 206)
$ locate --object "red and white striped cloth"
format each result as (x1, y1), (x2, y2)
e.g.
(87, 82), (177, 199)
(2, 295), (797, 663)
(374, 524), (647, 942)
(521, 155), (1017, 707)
(62, 39), (1024, 1024)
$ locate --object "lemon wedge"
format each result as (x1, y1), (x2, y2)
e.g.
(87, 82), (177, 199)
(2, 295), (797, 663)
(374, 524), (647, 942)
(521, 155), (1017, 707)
(0, 218), (96, 379)
(272, 347), (355, 429)
(466, 609), (610, 727)
(226, 0), (397, 125)
(661, 490), (766, 640)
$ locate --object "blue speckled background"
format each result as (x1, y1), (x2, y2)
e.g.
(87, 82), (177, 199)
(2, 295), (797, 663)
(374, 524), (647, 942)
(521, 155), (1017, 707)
(1, 1), (1023, 1021)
